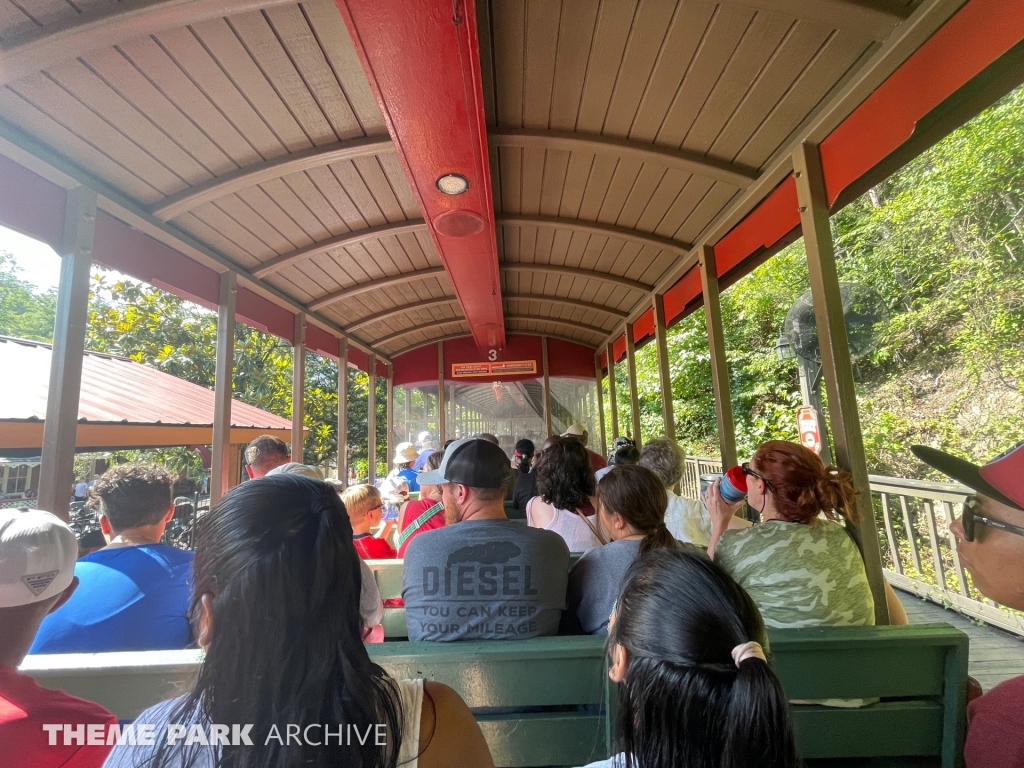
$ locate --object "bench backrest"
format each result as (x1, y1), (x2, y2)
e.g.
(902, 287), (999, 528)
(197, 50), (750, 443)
(367, 554), (583, 640)
(20, 623), (967, 768)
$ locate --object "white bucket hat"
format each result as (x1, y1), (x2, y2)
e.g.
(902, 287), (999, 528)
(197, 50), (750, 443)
(393, 442), (419, 464)
(0, 509), (78, 608)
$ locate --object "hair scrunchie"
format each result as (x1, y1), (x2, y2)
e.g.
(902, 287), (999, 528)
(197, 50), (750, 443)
(731, 641), (766, 667)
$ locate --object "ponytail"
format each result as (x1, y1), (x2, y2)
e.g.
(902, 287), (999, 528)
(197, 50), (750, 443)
(639, 522), (679, 558)
(722, 658), (798, 768)
(753, 440), (860, 524)
(815, 465), (858, 523)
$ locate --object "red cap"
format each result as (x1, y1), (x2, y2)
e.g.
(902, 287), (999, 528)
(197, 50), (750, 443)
(725, 465), (748, 491)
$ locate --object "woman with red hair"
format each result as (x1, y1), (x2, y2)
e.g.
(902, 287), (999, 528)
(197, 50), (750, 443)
(706, 441), (903, 629)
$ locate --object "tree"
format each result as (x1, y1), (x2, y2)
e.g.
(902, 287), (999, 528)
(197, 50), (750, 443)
(0, 252), (56, 342)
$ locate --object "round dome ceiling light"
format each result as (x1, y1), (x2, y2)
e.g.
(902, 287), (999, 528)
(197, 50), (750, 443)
(436, 174), (470, 195)
(433, 209), (485, 238)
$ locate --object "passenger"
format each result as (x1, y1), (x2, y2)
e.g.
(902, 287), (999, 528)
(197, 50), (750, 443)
(31, 464), (194, 653)
(341, 484), (397, 559)
(911, 441), (1024, 768)
(387, 442), (421, 492)
(243, 434), (290, 478)
(104, 475), (493, 768)
(398, 450), (446, 558)
(638, 437), (712, 547)
(583, 548), (798, 768)
(527, 437), (604, 552)
(265, 461), (324, 479)
(1, 509), (117, 768)
(476, 432), (500, 445)
(562, 423), (607, 472)
(411, 431), (435, 471)
(402, 438), (570, 641)
(512, 438), (537, 514)
(595, 438), (640, 482)
(705, 441), (877, 628)
(565, 465), (680, 635)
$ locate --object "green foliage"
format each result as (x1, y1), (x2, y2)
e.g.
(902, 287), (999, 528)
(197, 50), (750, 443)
(0, 252), (56, 342)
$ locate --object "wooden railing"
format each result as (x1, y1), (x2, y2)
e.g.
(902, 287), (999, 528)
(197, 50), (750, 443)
(684, 456), (1024, 637)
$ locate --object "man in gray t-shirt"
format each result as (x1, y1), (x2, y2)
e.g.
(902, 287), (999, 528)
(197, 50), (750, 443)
(402, 438), (570, 642)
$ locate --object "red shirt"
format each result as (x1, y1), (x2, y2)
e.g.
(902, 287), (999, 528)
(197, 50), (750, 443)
(397, 499), (446, 558)
(353, 533), (397, 560)
(965, 674), (1024, 767)
(0, 664), (117, 768)
(587, 449), (607, 472)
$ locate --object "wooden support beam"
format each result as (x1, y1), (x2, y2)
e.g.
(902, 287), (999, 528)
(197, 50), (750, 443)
(153, 139), (395, 222)
(625, 323), (642, 446)
(367, 353), (377, 485)
(595, 354), (607, 458)
(308, 267), (447, 310)
(699, 246), (738, 469)
(437, 343), (446, 443)
(291, 313), (305, 462)
(793, 141), (889, 624)
(542, 337), (552, 436)
(210, 271), (236, 504)
(606, 342), (619, 440)
(653, 294), (676, 442)
(338, 338), (349, 486)
(38, 186), (96, 521)
(489, 131), (756, 188)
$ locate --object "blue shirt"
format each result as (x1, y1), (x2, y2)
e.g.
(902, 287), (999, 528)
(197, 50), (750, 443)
(411, 449), (435, 471)
(397, 466), (420, 492)
(30, 544), (194, 654)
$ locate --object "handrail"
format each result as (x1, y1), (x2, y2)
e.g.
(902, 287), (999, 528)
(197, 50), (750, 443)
(683, 456), (1024, 636)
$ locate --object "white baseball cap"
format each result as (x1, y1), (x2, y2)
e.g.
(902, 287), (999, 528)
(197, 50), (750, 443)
(0, 509), (78, 608)
(266, 462), (325, 480)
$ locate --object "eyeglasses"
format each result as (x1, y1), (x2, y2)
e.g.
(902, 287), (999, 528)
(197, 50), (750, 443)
(741, 462), (775, 493)
(960, 496), (1024, 542)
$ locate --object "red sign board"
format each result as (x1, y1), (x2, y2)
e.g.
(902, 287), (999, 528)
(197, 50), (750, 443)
(452, 360), (537, 378)
(797, 406), (822, 454)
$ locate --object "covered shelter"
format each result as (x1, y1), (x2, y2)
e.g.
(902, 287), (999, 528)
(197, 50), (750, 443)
(0, 335), (294, 493)
(0, 0), (1022, 625)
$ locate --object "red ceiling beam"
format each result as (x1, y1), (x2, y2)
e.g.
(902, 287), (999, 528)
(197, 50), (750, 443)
(337, 0), (505, 351)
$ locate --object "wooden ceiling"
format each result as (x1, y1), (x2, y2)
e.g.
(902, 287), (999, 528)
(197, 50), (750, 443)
(0, 0), (920, 358)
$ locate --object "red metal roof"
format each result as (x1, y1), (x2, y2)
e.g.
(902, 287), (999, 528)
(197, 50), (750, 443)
(0, 336), (291, 430)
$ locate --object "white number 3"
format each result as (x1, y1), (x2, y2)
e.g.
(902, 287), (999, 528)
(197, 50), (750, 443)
(488, 349), (498, 361)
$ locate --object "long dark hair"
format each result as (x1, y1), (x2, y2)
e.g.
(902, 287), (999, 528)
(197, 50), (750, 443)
(610, 549), (798, 768)
(155, 475), (402, 768)
(595, 465), (677, 557)
(534, 438), (595, 511)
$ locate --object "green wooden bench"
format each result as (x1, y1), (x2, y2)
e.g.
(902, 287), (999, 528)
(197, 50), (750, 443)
(367, 554), (584, 640)
(21, 623), (967, 767)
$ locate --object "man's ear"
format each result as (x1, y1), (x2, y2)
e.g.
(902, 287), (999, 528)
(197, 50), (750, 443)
(48, 576), (79, 615)
(163, 503), (175, 523)
(609, 642), (629, 683)
(99, 515), (112, 536)
(245, 465), (254, 479)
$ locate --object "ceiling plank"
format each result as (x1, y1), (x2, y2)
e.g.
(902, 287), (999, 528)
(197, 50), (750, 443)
(151, 137), (394, 221)
(0, 0), (297, 86)
(496, 214), (691, 259)
(254, 220), (427, 278)
(389, 331), (597, 357)
(307, 266), (447, 311)
(725, 0), (910, 41)
(504, 293), (629, 320)
(502, 263), (651, 293)
(506, 314), (609, 337)
(489, 130), (758, 189)
(375, 317), (469, 348)
(345, 296), (460, 333)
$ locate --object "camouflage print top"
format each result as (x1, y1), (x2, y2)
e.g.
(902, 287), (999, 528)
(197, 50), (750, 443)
(715, 519), (875, 629)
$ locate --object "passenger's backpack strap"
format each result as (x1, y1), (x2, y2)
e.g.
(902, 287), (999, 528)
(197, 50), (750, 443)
(397, 501), (444, 548)
(574, 506), (607, 545)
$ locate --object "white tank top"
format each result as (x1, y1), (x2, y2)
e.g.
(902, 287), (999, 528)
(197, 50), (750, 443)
(526, 497), (602, 552)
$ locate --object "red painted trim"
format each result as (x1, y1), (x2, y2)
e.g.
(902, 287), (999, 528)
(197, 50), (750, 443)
(631, 308), (655, 345)
(822, 0), (1024, 205)
(0, 156), (65, 250)
(713, 176), (800, 277)
(337, 0), (505, 351)
(393, 334), (595, 386)
(663, 268), (703, 326)
(612, 335), (627, 363)
(599, 351), (608, 371)
(306, 324), (338, 361)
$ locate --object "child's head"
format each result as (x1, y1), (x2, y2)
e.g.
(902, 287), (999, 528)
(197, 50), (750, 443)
(340, 484), (383, 530)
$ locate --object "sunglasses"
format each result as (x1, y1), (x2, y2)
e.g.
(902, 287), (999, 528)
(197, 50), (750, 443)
(741, 462), (775, 493)
(960, 496), (1024, 542)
